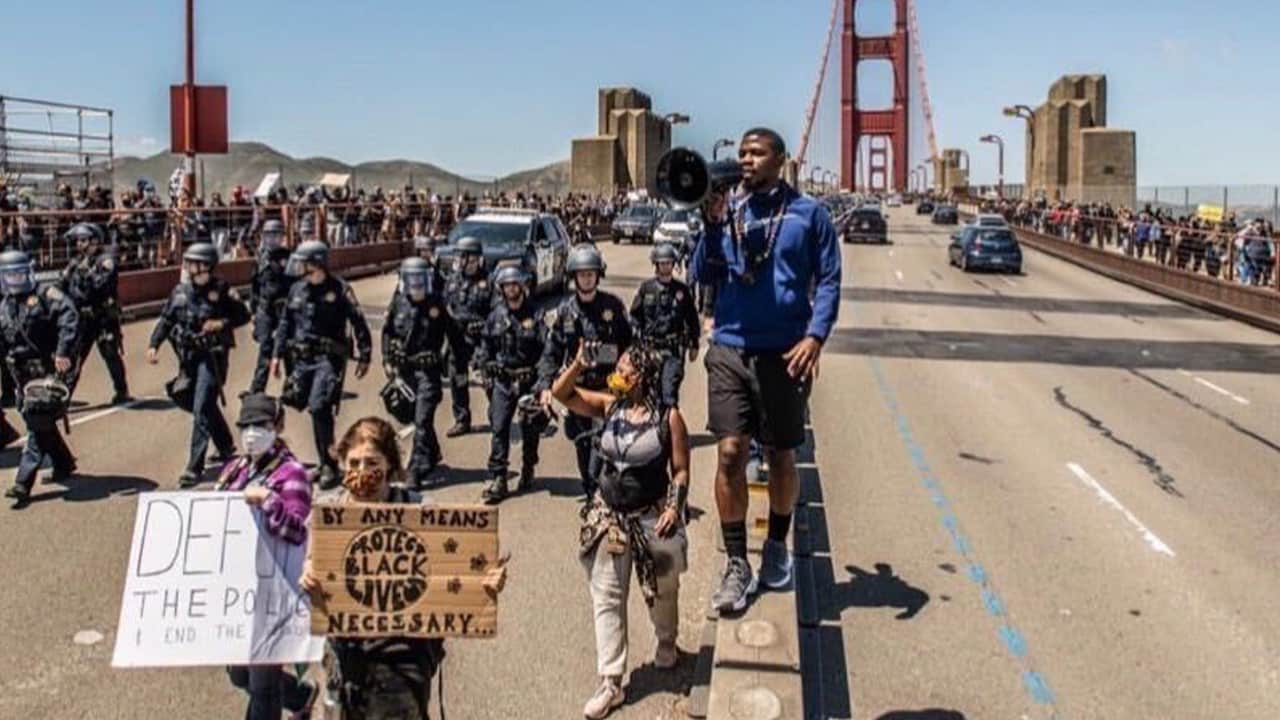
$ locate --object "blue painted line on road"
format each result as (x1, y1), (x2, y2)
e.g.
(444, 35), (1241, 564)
(868, 358), (1062, 716)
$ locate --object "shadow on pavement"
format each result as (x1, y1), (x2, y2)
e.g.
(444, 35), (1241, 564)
(30, 473), (157, 504)
(624, 649), (696, 709)
(843, 287), (1213, 320)
(834, 563), (931, 620)
(824, 327), (1280, 374)
(876, 711), (968, 720)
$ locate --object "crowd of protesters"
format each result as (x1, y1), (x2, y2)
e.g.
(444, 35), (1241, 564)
(975, 195), (1277, 288)
(0, 176), (625, 273)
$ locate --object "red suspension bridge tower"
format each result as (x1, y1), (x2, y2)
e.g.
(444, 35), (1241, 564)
(841, 0), (910, 192)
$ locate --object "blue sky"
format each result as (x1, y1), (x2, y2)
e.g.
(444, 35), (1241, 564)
(1, 0), (1273, 185)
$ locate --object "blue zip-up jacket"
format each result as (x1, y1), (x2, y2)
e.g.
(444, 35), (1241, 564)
(690, 183), (841, 350)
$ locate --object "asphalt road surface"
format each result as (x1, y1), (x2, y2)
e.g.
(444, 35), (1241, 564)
(3, 206), (1278, 719)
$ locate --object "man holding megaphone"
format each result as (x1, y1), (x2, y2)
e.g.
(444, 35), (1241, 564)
(665, 127), (842, 614)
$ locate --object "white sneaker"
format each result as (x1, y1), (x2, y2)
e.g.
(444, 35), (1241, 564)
(583, 678), (624, 719)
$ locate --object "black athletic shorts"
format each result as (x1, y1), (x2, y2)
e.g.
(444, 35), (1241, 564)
(705, 342), (810, 451)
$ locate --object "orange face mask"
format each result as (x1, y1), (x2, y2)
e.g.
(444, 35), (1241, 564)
(343, 467), (384, 497)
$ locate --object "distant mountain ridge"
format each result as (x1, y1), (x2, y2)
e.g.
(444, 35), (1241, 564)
(112, 141), (569, 197)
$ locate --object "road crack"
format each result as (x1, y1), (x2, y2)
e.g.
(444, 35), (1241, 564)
(1053, 386), (1183, 498)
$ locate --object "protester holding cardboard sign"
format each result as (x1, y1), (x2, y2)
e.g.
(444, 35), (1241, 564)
(553, 341), (691, 720)
(301, 417), (507, 720)
(214, 393), (319, 720)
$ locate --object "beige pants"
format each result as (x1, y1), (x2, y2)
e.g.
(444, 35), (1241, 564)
(581, 511), (687, 677)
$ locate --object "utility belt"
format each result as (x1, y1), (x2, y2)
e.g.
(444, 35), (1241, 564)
(174, 329), (227, 355)
(395, 349), (441, 370)
(646, 335), (687, 353)
(289, 336), (349, 361)
(463, 320), (485, 338)
(488, 364), (536, 384)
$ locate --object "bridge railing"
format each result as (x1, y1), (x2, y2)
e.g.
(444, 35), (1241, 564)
(960, 199), (1278, 293)
(0, 199), (613, 274)
(956, 197), (1280, 333)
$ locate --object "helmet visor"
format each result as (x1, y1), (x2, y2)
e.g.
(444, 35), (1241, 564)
(401, 271), (428, 294)
(284, 255), (308, 277)
(1, 268), (33, 296)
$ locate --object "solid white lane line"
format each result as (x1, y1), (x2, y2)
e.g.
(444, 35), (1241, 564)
(1176, 369), (1250, 405)
(895, 270), (905, 283)
(69, 396), (162, 427)
(1066, 463), (1175, 558)
(1192, 377), (1250, 405)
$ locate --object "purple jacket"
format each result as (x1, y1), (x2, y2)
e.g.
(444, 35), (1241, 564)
(216, 442), (312, 546)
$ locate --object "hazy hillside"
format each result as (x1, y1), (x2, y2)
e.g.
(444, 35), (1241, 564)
(112, 142), (569, 198)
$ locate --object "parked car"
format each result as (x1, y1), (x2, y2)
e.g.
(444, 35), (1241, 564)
(948, 225), (1022, 273)
(916, 200), (936, 215)
(931, 204), (959, 224)
(842, 206), (888, 244)
(885, 194), (903, 208)
(611, 204), (661, 243)
(435, 207), (569, 295)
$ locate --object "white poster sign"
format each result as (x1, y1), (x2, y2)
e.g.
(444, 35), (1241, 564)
(254, 172), (282, 199)
(112, 491), (325, 668)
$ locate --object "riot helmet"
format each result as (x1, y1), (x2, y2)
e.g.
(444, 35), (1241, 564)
(285, 240), (330, 277)
(65, 222), (104, 252)
(260, 219), (286, 250)
(399, 257), (432, 300)
(0, 250), (35, 296)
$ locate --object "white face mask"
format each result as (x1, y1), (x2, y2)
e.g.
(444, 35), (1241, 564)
(241, 426), (277, 458)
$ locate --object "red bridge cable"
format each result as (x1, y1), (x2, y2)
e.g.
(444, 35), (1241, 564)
(908, 0), (939, 163)
(796, 0), (841, 170)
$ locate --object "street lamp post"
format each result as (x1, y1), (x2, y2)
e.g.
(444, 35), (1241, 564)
(712, 138), (735, 161)
(980, 134), (1005, 199)
(1003, 104), (1035, 190)
(809, 165), (824, 194)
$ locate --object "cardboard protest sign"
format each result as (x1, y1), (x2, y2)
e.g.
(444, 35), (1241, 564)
(112, 491), (324, 668)
(308, 503), (499, 639)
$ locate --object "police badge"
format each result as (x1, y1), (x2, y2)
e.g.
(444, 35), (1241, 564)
(521, 318), (534, 329)
(324, 291), (336, 303)
(429, 306), (441, 319)
(676, 290), (684, 301)
(602, 309), (614, 322)
(208, 290), (219, 302)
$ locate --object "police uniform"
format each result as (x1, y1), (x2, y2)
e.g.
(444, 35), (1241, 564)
(273, 274), (372, 482)
(60, 247), (129, 400)
(536, 290), (632, 491)
(476, 295), (547, 490)
(381, 285), (463, 486)
(247, 244), (292, 394)
(444, 266), (493, 431)
(149, 276), (250, 482)
(1, 283), (79, 498)
(629, 276), (700, 407)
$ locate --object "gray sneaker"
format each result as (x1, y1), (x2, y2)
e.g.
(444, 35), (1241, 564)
(712, 557), (758, 613)
(759, 539), (793, 590)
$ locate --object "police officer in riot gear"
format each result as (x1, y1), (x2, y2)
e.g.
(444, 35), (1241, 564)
(411, 235), (445, 292)
(0, 250), (79, 507)
(60, 222), (130, 404)
(246, 219), (291, 394)
(271, 240), (372, 489)
(147, 243), (250, 487)
(443, 235), (492, 437)
(537, 244), (632, 495)
(630, 243), (701, 407)
(477, 265), (547, 504)
(382, 256), (465, 488)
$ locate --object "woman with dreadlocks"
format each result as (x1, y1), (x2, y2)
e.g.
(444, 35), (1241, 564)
(552, 340), (691, 719)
